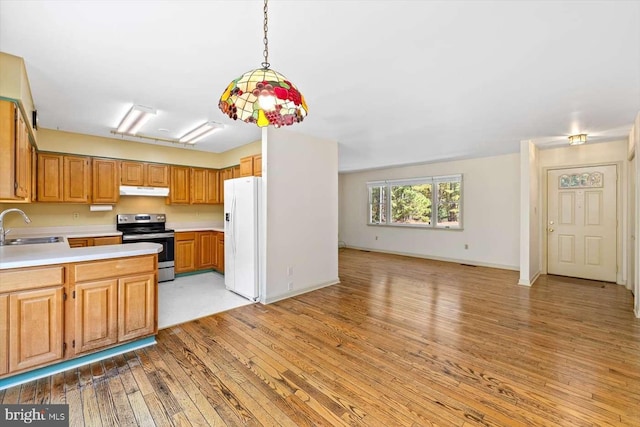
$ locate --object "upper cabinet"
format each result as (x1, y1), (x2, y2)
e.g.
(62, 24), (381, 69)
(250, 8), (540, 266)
(37, 153), (90, 203)
(121, 161), (169, 187)
(0, 100), (33, 202)
(169, 165), (190, 204)
(191, 168), (219, 204)
(92, 158), (119, 204)
(239, 154), (262, 177)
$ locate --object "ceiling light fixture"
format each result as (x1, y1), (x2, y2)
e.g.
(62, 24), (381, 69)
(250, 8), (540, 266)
(116, 104), (156, 135)
(218, 0), (308, 128)
(179, 121), (224, 144)
(568, 133), (587, 145)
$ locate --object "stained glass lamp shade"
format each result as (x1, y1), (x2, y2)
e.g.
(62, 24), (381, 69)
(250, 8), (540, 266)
(219, 68), (308, 128)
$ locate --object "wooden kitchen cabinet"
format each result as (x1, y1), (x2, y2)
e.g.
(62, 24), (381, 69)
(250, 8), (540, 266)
(169, 165), (190, 204)
(0, 295), (7, 376)
(9, 286), (64, 373)
(74, 279), (118, 353)
(37, 152), (90, 203)
(92, 158), (119, 204)
(68, 235), (122, 248)
(191, 168), (220, 204)
(197, 231), (216, 269)
(72, 255), (157, 355)
(0, 100), (32, 202)
(239, 154), (262, 177)
(239, 156), (254, 177)
(0, 265), (65, 376)
(216, 232), (225, 273)
(121, 161), (169, 187)
(175, 232), (196, 273)
(118, 274), (155, 342)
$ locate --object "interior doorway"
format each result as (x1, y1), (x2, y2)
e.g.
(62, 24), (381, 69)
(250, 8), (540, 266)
(547, 165), (617, 282)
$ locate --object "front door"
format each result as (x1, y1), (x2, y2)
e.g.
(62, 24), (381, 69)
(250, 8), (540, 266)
(547, 165), (617, 282)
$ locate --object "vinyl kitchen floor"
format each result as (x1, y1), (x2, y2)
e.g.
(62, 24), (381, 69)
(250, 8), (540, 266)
(158, 271), (254, 329)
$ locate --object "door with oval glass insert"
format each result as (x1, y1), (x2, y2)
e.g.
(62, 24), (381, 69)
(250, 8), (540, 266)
(547, 165), (617, 282)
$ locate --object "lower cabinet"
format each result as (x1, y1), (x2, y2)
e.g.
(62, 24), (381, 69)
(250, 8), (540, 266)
(175, 232), (196, 273)
(175, 231), (224, 274)
(0, 295), (7, 376)
(0, 254), (157, 379)
(68, 235), (122, 248)
(72, 256), (157, 356)
(9, 286), (64, 373)
(217, 233), (225, 273)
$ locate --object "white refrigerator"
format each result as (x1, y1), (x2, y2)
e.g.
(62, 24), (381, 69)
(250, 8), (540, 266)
(224, 176), (261, 301)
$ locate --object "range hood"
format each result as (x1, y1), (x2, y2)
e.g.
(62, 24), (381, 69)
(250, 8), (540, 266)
(119, 185), (170, 197)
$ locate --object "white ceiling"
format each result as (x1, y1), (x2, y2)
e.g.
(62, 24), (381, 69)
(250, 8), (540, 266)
(1, 1), (639, 172)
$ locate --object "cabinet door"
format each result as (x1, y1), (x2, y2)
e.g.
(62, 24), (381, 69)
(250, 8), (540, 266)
(190, 168), (207, 204)
(120, 161), (145, 186)
(0, 101), (17, 200)
(9, 287), (64, 373)
(216, 233), (225, 273)
(67, 237), (92, 248)
(253, 154), (262, 177)
(118, 274), (155, 342)
(0, 294), (7, 376)
(63, 155), (90, 202)
(93, 236), (122, 246)
(197, 231), (216, 269)
(206, 169), (219, 204)
(233, 165), (241, 178)
(14, 110), (30, 199)
(219, 167), (235, 204)
(169, 166), (190, 204)
(146, 164), (169, 187)
(92, 158), (119, 204)
(75, 279), (118, 354)
(37, 153), (64, 202)
(175, 232), (196, 273)
(239, 156), (254, 177)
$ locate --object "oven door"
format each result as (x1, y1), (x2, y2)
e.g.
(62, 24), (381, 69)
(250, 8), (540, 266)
(121, 234), (175, 263)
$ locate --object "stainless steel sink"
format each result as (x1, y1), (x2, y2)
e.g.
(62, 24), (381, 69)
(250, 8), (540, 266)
(1, 236), (63, 246)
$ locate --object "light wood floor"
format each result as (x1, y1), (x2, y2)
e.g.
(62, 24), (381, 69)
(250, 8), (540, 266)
(2, 248), (639, 426)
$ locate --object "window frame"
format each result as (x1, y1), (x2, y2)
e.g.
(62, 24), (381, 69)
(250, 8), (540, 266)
(366, 174), (463, 230)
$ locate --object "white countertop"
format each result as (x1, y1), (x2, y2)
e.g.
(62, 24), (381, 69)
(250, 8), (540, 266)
(0, 221), (223, 270)
(0, 241), (163, 270)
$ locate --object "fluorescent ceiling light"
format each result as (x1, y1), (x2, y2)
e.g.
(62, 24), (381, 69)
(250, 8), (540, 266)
(117, 105), (156, 135)
(179, 121), (223, 144)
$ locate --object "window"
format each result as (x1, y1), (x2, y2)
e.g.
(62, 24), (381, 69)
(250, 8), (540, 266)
(367, 174), (462, 229)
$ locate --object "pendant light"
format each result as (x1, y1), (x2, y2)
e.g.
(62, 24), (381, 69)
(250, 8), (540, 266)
(218, 0), (308, 128)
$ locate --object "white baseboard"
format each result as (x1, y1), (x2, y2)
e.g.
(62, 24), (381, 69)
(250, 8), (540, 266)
(346, 245), (519, 272)
(261, 278), (340, 304)
(518, 271), (540, 286)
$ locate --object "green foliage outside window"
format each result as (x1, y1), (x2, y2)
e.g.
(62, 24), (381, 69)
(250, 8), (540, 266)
(367, 175), (462, 229)
(391, 184), (432, 224)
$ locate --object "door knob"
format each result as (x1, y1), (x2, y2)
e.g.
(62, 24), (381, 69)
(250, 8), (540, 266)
(549, 228), (554, 232)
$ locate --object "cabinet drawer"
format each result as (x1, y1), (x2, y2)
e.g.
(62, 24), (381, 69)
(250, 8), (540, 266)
(74, 255), (155, 282)
(0, 266), (65, 292)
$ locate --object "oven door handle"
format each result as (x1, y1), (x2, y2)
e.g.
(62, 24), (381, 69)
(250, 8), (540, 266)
(122, 232), (175, 241)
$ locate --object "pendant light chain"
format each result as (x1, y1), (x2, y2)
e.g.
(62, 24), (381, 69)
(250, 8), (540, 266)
(261, 0), (270, 69)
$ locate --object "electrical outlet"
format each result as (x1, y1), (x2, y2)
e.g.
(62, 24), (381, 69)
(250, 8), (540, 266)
(287, 266), (293, 276)
(73, 212), (79, 220)
(287, 282), (293, 291)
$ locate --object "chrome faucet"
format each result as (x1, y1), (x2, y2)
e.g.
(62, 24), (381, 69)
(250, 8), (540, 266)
(0, 208), (31, 245)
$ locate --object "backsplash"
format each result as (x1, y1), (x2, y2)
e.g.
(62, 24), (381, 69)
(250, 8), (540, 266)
(0, 198), (223, 229)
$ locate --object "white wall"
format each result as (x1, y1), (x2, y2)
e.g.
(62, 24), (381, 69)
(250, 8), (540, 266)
(339, 153), (520, 270)
(519, 141), (541, 285)
(262, 128), (339, 303)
